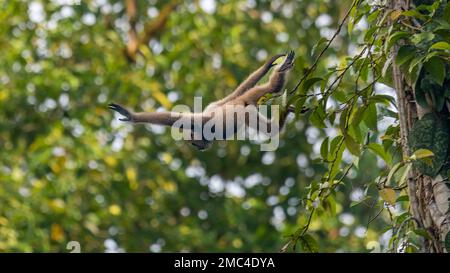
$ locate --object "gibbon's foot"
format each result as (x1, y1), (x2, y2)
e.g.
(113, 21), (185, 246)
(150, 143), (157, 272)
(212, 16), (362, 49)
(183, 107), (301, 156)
(278, 50), (295, 72)
(109, 103), (133, 121)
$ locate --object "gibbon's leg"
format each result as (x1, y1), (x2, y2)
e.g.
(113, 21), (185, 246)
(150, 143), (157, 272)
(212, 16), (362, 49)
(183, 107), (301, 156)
(214, 53), (285, 106)
(239, 50), (295, 106)
(108, 103), (211, 126)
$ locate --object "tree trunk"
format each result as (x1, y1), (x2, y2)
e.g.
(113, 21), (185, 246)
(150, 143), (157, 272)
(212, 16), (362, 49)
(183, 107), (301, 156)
(390, 0), (450, 253)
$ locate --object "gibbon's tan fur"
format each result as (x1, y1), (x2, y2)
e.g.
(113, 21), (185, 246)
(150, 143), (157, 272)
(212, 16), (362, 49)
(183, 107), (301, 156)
(109, 51), (296, 150)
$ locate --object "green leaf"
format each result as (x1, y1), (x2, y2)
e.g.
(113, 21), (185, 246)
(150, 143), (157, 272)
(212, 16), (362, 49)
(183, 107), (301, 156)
(411, 32), (434, 45)
(300, 234), (319, 253)
(379, 108), (398, 119)
(311, 38), (328, 57)
(320, 137), (329, 159)
(424, 51), (442, 62)
(344, 134), (361, 156)
(329, 135), (344, 159)
(406, 61), (423, 89)
(369, 94), (396, 106)
(363, 103), (377, 131)
(301, 77), (323, 93)
(402, 9), (428, 21)
(367, 143), (392, 165)
(328, 137), (345, 180)
(348, 21), (354, 36)
(350, 106), (367, 127)
(387, 31), (410, 53)
(396, 195), (409, 202)
(294, 97), (307, 117)
(387, 162), (404, 185)
(323, 195), (336, 217)
(429, 41), (450, 51)
(410, 148), (434, 160)
(413, 229), (432, 240)
(408, 56), (424, 74)
(257, 93), (273, 105)
(395, 211), (411, 226)
(395, 45), (416, 66)
(424, 57), (446, 86)
(309, 105), (327, 128)
(364, 26), (378, 43)
(360, 61), (369, 82)
(367, 10), (380, 23)
(347, 5), (357, 36)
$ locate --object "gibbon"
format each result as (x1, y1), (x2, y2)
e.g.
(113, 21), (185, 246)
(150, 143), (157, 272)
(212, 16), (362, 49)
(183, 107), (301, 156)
(109, 51), (297, 150)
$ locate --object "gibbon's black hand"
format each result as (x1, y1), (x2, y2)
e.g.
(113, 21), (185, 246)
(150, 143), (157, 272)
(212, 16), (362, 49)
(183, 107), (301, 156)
(109, 103), (133, 121)
(278, 50), (295, 72)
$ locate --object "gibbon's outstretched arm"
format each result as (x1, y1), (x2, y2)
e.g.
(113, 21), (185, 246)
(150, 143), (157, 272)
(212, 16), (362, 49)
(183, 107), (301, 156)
(240, 50), (295, 106)
(108, 103), (211, 126)
(215, 53), (285, 106)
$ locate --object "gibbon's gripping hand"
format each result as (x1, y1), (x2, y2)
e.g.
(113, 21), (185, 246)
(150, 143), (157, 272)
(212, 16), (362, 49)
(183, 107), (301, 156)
(278, 50), (295, 72)
(109, 103), (133, 121)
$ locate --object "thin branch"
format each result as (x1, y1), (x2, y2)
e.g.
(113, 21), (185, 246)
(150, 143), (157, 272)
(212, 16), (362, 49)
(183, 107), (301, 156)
(366, 206), (384, 230)
(125, 0), (139, 62)
(124, 0), (180, 62)
(140, 0), (179, 46)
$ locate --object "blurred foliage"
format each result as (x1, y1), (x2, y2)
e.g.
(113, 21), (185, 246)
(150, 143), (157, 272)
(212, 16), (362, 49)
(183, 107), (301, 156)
(2, 0), (442, 253)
